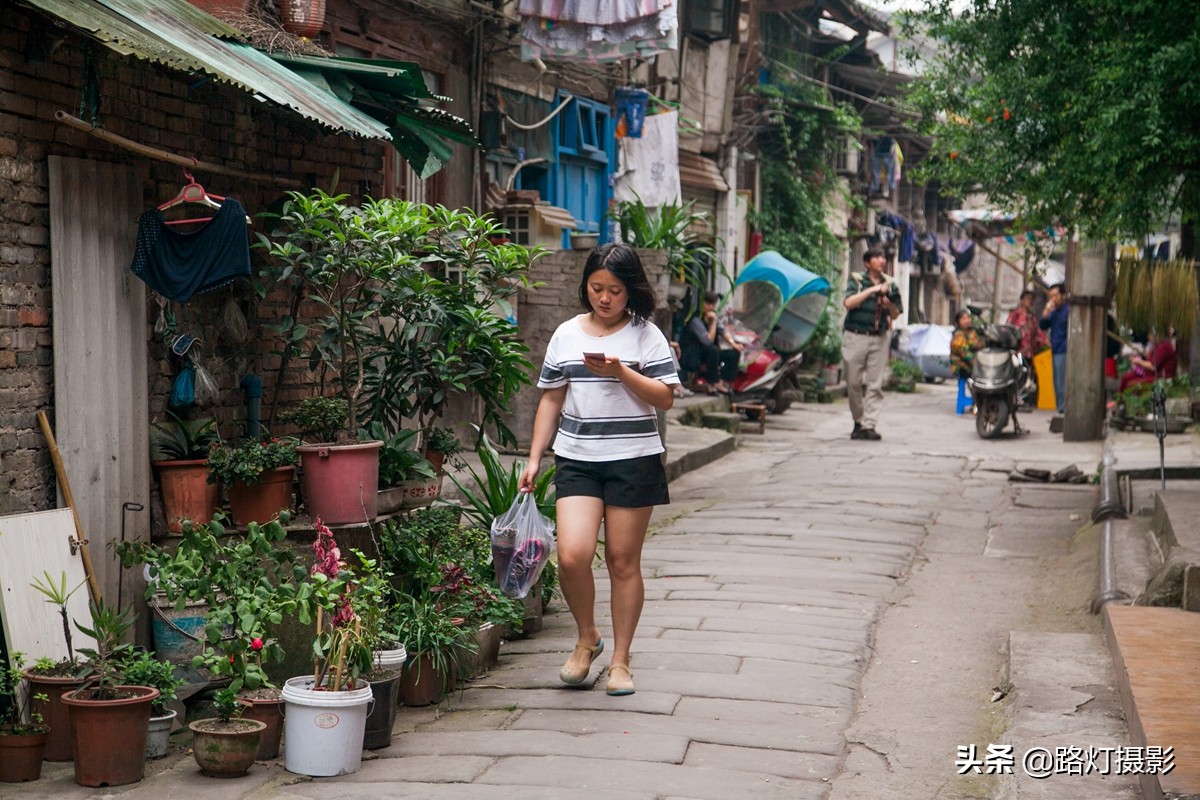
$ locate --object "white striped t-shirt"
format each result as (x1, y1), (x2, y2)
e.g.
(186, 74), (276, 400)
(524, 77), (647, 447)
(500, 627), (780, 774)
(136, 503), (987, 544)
(537, 314), (680, 461)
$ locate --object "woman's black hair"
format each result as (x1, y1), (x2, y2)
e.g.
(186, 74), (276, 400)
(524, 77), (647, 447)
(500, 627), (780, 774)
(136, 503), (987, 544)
(578, 243), (657, 323)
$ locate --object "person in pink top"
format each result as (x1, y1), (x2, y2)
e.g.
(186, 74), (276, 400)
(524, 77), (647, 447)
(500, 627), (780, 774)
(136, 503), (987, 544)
(1005, 290), (1047, 360)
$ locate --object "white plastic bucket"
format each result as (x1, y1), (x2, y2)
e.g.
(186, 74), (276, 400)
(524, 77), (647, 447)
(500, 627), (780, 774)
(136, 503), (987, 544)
(372, 646), (407, 670)
(281, 676), (372, 776)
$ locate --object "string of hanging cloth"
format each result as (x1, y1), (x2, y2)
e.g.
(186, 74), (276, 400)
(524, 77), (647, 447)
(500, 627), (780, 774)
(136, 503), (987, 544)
(875, 210), (977, 275)
(518, 0), (679, 63)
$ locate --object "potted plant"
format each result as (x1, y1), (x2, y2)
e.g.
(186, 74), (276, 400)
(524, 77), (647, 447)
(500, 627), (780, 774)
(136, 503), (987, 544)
(423, 426), (463, 474)
(0, 653), (49, 783)
(23, 571), (88, 762)
(364, 422), (440, 514)
(120, 650), (184, 760)
(282, 520), (374, 777)
(359, 202), (537, 452)
(151, 410), (220, 533)
(60, 600), (160, 787)
(206, 436), (299, 526)
(390, 593), (473, 706)
(116, 514), (305, 761)
(257, 191), (403, 525)
(611, 196), (727, 305)
(349, 550), (405, 750)
(188, 687), (266, 778)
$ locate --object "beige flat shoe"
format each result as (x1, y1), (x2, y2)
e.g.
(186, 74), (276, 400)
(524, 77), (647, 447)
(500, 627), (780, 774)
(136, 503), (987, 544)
(606, 664), (635, 696)
(559, 638), (604, 685)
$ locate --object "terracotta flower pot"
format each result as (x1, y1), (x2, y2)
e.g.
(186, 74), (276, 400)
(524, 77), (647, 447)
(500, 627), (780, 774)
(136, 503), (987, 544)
(154, 459), (220, 533)
(399, 653), (455, 707)
(0, 730), (48, 782)
(23, 670), (86, 761)
(62, 685), (159, 787)
(238, 692), (284, 760)
(189, 717), (266, 777)
(278, 0), (326, 37)
(296, 441), (381, 525)
(226, 466), (295, 526)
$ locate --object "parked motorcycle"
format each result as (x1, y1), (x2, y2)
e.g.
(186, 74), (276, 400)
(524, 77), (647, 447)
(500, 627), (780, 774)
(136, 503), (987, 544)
(726, 251), (832, 413)
(968, 322), (1032, 438)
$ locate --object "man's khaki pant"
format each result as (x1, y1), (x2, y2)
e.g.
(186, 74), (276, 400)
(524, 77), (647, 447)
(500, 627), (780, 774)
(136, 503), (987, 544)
(843, 329), (889, 430)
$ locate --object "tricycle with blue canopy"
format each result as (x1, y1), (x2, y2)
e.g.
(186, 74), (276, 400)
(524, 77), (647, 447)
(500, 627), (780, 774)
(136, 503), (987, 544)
(724, 251), (832, 412)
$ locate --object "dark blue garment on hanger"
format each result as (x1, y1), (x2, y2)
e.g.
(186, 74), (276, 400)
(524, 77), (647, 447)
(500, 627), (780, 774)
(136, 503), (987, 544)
(915, 232), (939, 273)
(947, 236), (975, 273)
(878, 211), (915, 263)
(130, 198), (251, 303)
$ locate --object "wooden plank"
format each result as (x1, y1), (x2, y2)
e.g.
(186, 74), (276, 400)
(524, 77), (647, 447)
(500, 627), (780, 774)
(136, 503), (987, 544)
(0, 509), (97, 662)
(1104, 604), (1200, 800)
(48, 157), (149, 615)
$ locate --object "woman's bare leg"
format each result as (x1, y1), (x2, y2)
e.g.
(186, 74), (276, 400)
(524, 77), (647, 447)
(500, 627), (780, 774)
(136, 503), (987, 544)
(601, 505), (653, 669)
(556, 495), (606, 674)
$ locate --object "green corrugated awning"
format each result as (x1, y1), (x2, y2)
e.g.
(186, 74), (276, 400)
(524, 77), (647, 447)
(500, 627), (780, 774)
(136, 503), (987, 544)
(269, 52), (479, 177)
(21, 0), (476, 175)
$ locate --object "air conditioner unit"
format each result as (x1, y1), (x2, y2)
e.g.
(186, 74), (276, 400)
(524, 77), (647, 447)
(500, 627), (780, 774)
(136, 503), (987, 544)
(834, 136), (862, 176)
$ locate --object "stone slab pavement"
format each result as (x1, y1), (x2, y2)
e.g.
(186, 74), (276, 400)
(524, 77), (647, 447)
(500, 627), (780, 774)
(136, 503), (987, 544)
(12, 382), (1188, 799)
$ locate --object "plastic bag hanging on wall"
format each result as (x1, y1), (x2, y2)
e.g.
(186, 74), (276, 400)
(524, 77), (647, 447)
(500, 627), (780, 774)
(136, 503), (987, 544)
(615, 87), (649, 139)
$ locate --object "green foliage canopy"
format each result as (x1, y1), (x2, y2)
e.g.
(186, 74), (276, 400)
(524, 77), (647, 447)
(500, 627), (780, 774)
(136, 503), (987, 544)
(905, 0), (1200, 242)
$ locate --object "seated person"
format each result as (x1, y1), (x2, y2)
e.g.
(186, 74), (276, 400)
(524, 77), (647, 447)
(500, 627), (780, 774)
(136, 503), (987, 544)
(679, 291), (744, 393)
(1118, 328), (1177, 393)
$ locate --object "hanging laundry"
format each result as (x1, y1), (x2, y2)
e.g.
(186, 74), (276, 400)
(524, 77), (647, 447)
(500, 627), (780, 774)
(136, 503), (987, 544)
(890, 139), (903, 191)
(945, 235), (975, 274)
(130, 198), (251, 303)
(520, 2), (677, 63)
(877, 211), (915, 263)
(612, 110), (681, 208)
(869, 137), (894, 193)
(615, 87), (650, 138)
(914, 231), (940, 274)
(518, 0), (665, 25)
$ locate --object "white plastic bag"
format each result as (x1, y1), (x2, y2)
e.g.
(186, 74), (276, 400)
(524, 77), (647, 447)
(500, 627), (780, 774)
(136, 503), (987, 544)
(490, 493), (555, 599)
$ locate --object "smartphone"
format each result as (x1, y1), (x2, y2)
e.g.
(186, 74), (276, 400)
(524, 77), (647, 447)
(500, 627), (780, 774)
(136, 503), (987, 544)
(583, 352), (606, 361)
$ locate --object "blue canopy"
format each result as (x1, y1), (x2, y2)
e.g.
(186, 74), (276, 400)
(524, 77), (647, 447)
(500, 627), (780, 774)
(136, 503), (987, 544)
(734, 251), (832, 354)
(735, 251), (831, 298)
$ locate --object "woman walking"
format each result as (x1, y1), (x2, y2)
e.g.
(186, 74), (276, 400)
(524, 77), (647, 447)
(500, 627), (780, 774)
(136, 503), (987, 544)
(519, 243), (679, 696)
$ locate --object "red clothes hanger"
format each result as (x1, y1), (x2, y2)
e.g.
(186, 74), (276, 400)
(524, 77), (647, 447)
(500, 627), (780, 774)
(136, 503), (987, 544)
(158, 168), (249, 226)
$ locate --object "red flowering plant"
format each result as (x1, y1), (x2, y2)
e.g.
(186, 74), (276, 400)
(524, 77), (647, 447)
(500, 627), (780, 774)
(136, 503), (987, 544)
(116, 513), (308, 693)
(305, 519), (382, 691)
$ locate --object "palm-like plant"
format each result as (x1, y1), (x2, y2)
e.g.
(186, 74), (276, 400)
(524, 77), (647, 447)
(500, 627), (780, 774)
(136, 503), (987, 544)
(611, 195), (727, 296)
(449, 429), (555, 530)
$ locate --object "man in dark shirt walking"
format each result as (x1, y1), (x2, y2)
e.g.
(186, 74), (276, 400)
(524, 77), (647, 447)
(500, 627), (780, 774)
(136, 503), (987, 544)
(842, 247), (902, 440)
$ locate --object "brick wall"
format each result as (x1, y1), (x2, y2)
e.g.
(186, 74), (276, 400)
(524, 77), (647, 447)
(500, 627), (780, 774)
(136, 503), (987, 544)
(502, 248), (670, 448)
(0, 8), (388, 515)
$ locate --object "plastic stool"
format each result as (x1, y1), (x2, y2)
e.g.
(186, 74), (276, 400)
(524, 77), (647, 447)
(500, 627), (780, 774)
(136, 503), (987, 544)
(956, 377), (973, 415)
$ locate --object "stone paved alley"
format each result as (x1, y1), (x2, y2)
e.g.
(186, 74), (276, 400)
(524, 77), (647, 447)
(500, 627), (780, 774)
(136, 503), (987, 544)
(13, 384), (1168, 800)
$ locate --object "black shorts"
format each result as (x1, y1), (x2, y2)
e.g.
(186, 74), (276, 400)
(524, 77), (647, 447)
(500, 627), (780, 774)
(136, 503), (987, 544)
(554, 454), (670, 508)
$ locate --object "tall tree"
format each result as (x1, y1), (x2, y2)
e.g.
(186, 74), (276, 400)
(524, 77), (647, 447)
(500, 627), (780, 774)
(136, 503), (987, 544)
(904, 0), (1200, 246)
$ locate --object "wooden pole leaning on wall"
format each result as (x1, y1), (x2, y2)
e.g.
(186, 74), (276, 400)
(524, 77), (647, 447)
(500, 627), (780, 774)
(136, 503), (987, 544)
(36, 410), (103, 604)
(54, 111), (304, 189)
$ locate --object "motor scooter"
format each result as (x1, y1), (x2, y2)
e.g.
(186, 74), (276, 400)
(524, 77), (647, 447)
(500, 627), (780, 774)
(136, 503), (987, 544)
(968, 321), (1033, 438)
(721, 315), (807, 413)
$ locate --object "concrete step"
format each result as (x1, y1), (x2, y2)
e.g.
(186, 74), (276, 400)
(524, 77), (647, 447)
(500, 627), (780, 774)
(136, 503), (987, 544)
(999, 631), (1140, 799)
(1143, 489), (1200, 609)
